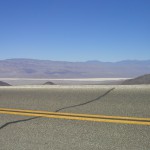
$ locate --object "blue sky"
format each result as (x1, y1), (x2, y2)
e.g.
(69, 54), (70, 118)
(0, 0), (150, 62)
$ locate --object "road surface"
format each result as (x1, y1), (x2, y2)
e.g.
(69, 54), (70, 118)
(0, 85), (150, 149)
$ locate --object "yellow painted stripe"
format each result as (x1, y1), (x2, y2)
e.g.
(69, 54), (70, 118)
(0, 108), (150, 125)
(0, 107), (150, 121)
(0, 110), (150, 126)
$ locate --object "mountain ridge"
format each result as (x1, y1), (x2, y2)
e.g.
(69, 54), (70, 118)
(0, 58), (150, 78)
(122, 74), (150, 85)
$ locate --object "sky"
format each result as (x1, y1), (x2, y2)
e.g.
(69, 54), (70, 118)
(0, 0), (150, 62)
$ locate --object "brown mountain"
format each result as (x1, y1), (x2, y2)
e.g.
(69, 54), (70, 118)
(0, 81), (11, 86)
(43, 81), (55, 85)
(122, 74), (150, 85)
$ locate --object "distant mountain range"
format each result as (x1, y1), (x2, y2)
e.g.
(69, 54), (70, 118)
(0, 59), (150, 78)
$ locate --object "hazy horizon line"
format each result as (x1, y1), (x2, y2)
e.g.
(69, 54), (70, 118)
(0, 58), (150, 63)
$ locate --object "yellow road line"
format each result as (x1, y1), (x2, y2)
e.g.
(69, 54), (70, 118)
(0, 108), (150, 126)
(0, 107), (150, 121)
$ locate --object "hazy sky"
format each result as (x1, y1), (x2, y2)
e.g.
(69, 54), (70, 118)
(0, 0), (150, 62)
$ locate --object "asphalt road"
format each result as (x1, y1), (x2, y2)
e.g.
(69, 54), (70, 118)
(0, 85), (150, 149)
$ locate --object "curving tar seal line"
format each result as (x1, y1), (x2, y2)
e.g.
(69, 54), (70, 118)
(55, 88), (115, 112)
(0, 87), (115, 130)
(0, 117), (39, 130)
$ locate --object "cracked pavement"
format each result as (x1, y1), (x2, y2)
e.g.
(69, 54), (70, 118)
(0, 85), (150, 150)
(0, 87), (115, 130)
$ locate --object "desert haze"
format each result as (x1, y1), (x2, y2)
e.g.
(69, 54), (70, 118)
(0, 59), (150, 78)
